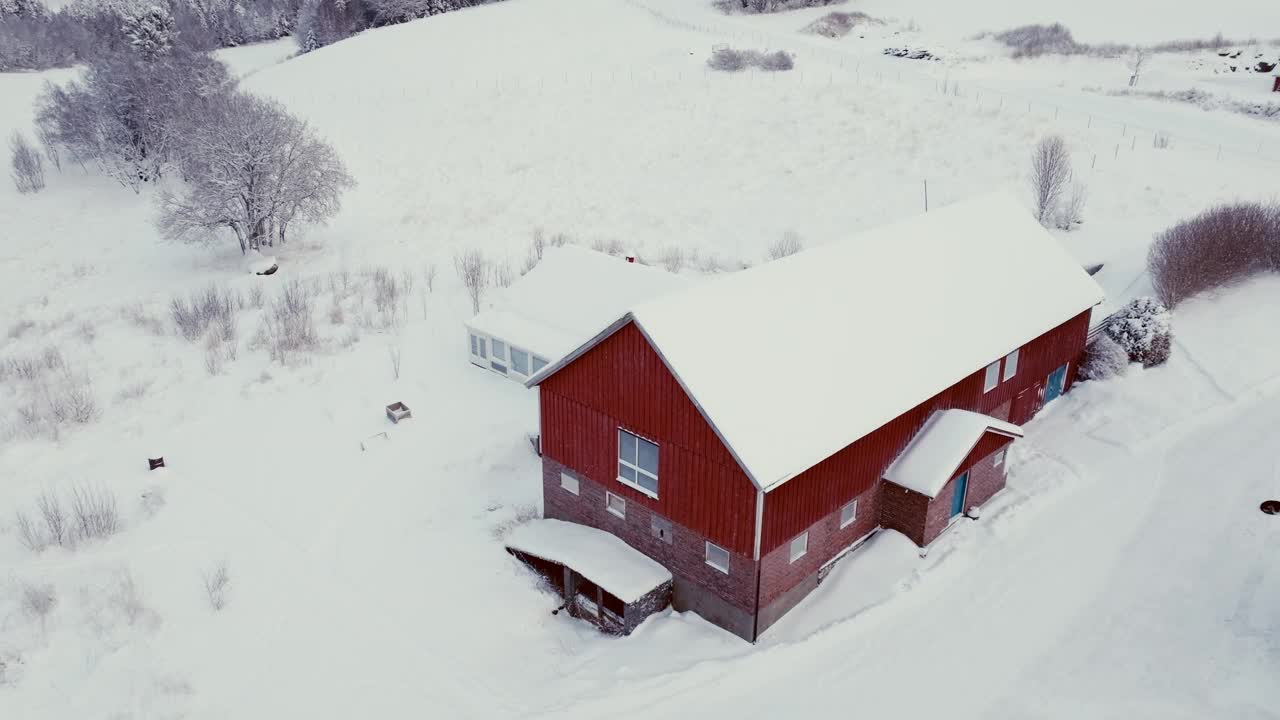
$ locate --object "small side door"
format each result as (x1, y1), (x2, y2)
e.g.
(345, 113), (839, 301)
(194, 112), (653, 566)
(950, 471), (969, 518)
(1044, 363), (1069, 404)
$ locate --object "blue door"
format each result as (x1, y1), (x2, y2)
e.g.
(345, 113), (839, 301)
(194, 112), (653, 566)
(950, 471), (969, 518)
(1044, 363), (1068, 404)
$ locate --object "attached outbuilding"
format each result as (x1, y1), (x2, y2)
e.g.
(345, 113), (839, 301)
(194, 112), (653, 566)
(506, 519), (673, 634)
(466, 246), (688, 383)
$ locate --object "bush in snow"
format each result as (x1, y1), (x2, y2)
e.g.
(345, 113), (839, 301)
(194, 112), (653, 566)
(13, 485), (117, 552)
(122, 4), (177, 61)
(202, 561), (230, 611)
(170, 285), (238, 341)
(159, 91), (354, 255)
(1054, 181), (1087, 231)
(767, 231), (804, 260)
(9, 131), (45, 193)
(708, 47), (796, 72)
(1078, 334), (1129, 381)
(1103, 297), (1171, 368)
(659, 246), (686, 273)
(21, 582), (56, 632)
(990, 23), (1084, 58)
(802, 11), (882, 38)
(1030, 135), (1071, 226)
(714, 0), (845, 14)
(258, 279), (318, 364)
(1148, 202), (1280, 308)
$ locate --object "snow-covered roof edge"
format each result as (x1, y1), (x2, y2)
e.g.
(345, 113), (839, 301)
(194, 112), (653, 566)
(883, 410), (1024, 499)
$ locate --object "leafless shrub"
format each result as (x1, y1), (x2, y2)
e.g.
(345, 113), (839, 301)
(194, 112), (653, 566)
(202, 562), (230, 611)
(36, 491), (68, 548)
(548, 232), (570, 248)
(660, 246), (686, 273)
(9, 131), (46, 194)
(328, 297), (345, 325)
(714, 0), (845, 14)
(1152, 132), (1171, 149)
(591, 237), (625, 256)
(423, 263), (437, 293)
(248, 283), (266, 309)
(388, 345), (402, 380)
(15, 511), (45, 552)
(759, 50), (794, 71)
(1055, 182), (1088, 230)
(493, 260), (514, 289)
(767, 231), (805, 260)
(990, 23), (1085, 58)
(697, 253), (730, 273)
(8, 355), (41, 381)
(1126, 48), (1149, 87)
(111, 570), (153, 627)
(204, 336), (223, 375)
(115, 380), (151, 403)
(1079, 334), (1129, 381)
(78, 320), (98, 344)
(1148, 203), (1279, 307)
(454, 249), (492, 314)
(708, 47), (795, 72)
(520, 252), (539, 276)
(171, 285), (237, 342)
(1031, 136), (1072, 226)
(42, 346), (64, 371)
(121, 304), (165, 335)
(70, 484), (120, 543)
(368, 267), (406, 325)
(21, 583), (56, 631)
(261, 279), (317, 364)
(803, 11), (882, 38)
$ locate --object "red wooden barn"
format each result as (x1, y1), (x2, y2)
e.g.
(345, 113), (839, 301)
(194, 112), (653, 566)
(525, 192), (1105, 640)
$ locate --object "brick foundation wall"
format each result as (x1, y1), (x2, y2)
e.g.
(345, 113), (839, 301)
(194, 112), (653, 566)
(755, 485), (881, 636)
(881, 445), (1010, 547)
(542, 455), (759, 640)
(880, 481), (931, 546)
(964, 447), (1008, 508)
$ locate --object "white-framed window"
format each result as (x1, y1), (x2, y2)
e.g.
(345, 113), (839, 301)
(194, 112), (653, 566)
(705, 541), (730, 574)
(993, 449), (1006, 468)
(606, 492), (626, 519)
(470, 334), (487, 359)
(1002, 348), (1020, 381)
(511, 347), (530, 375)
(789, 532), (808, 563)
(617, 429), (659, 497)
(491, 338), (507, 360)
(983, 361), (1001, 393)
(531, 356), (549, 374)
(560, 472), (579, 495)
(840, 499), (858, 529)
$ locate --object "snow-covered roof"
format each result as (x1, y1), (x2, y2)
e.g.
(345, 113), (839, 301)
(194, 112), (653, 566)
(505, 519), (672, 603)
(531, 192), (1103, 491)
(466, 245), (688, 362)
(883, 410), (1023, 498)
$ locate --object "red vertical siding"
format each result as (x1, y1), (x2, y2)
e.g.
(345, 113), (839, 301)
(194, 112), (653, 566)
(540, 322), (758, 556)
(760, 310), (1091, 553)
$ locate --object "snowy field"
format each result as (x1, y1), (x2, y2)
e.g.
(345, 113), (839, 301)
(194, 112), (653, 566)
(2, 0), (1279, 717)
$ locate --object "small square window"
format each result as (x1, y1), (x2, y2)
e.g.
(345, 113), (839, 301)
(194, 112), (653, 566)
(993, 449), (1006, 468)
(789, 532), (808, 563)
(983, 361), (1001, 393)
(560, 472), (579, 495)
(606, 492), (626, 519)
(491, 339), (507, 362)
(705, 542), (730, 574)
(511, 347), (530, 375)
(1003, 349), (1020, 381)
(531, 356), (548, 373)
(490, 361), (507, 374)
(650, 515), (673, 544)
(840, 499), (858, 529)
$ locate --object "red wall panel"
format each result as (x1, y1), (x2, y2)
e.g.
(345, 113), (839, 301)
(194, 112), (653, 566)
(761, 310), (1091, 553)
(540, 322), (758, 556)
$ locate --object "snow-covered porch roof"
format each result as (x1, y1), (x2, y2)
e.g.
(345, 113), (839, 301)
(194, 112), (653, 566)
(883, 410), (1023, 499)
(505, 519), (672, 603)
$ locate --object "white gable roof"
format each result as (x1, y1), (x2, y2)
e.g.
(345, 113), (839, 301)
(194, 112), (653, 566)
(883, 410), (1023, 498)
(506, 519), (672, 603)
(467, 245), (688, 362)
(532, 192), (1104, 491)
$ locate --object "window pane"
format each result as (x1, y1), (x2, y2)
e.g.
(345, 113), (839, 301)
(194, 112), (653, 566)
(511, 348), (529, 375)
(637, 438), (659, 476)
(560, 472), (579, 495)
(638, 473), (658, 495)
(491, 339), (507, 361)
(469, 334), (478, 355)
(618, 429), (637, 463)
(531, 356), (548, 373)
(790, 532), (808, 562)
(618, 463), (636, 482)
(478, 338), (486, 358)
(983, 361), (1000, 392)
(607, 493), (626, 518)
(1003, 349), (1020, 381)
(840, 500), (857, 528)
(490, 361), (507, 374)
(706, 543), (730, 573)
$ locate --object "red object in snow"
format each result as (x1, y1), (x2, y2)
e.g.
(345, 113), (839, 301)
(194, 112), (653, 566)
(1273, 75), (1280, 93)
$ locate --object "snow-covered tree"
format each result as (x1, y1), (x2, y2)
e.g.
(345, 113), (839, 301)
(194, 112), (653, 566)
(158, 91), (354, 254)
(1079, 334), (1129, 381)
(1104, 297), (1171, 368)
(122, 4), (177, 60)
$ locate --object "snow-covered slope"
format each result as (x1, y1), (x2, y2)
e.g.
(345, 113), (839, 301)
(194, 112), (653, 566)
(1, 0), (1278, 718)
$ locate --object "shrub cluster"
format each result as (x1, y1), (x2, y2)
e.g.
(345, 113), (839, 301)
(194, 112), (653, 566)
(1103, 297), (1172, 367)
(708, 47), (794, 72)
(1078, 334), (1129, 381)
(14, 484), (120, 552)
(715, 0), (844, 14)
(802, 11), (881, 38)
(1148, 203), (1280, 307)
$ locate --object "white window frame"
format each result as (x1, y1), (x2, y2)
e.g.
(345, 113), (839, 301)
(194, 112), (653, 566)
(531, 355), (549, 374)
(840, 499), (858, 529)
(617, 428), (659, 498)
(560, 472), (579, 495)
(993, 448), (1006, 467)
(705, 541), (730, 574)
(983, 360), (1001, 393)
(606, 492), (626, 519)
(1002, 348), (1020, 381)
(789, 532), (808, 563)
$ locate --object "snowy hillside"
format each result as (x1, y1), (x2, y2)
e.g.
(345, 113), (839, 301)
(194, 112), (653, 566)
(2, 0), (1278, 717)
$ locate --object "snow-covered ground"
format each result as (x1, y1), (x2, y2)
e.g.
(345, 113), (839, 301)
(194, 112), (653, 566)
(2, 0), (1278, 717)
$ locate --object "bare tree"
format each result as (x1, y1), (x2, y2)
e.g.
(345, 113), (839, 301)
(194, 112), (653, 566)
(454, 249), (491, 314)
(158, 91), (354, 255)
(1030, 136), (1072, 226)
(1148, 202), (1278, 307)
(9, 131), (45, 193)
(388, 344), (402, 380)
(202, 561), (230, 611)
(1126, 48), (1149, 87)
(1056, 181), (1088, 230)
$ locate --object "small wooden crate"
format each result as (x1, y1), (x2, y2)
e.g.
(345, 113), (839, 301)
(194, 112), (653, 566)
(386, 402), (412, 424)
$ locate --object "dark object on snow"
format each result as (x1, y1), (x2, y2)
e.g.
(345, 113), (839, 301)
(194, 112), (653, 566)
(258, 263), (279, 276)
(1274, 76), (1280, 93)
(528, 433), (542, 456)
(148, 456), (165, 470)
(883, 47), (937, 61)
(1084, 263), (1104, 276)
(1255, 60), (1276, 73)
(386, 401), (412, 424)
(1262, 500), (1280, 515)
